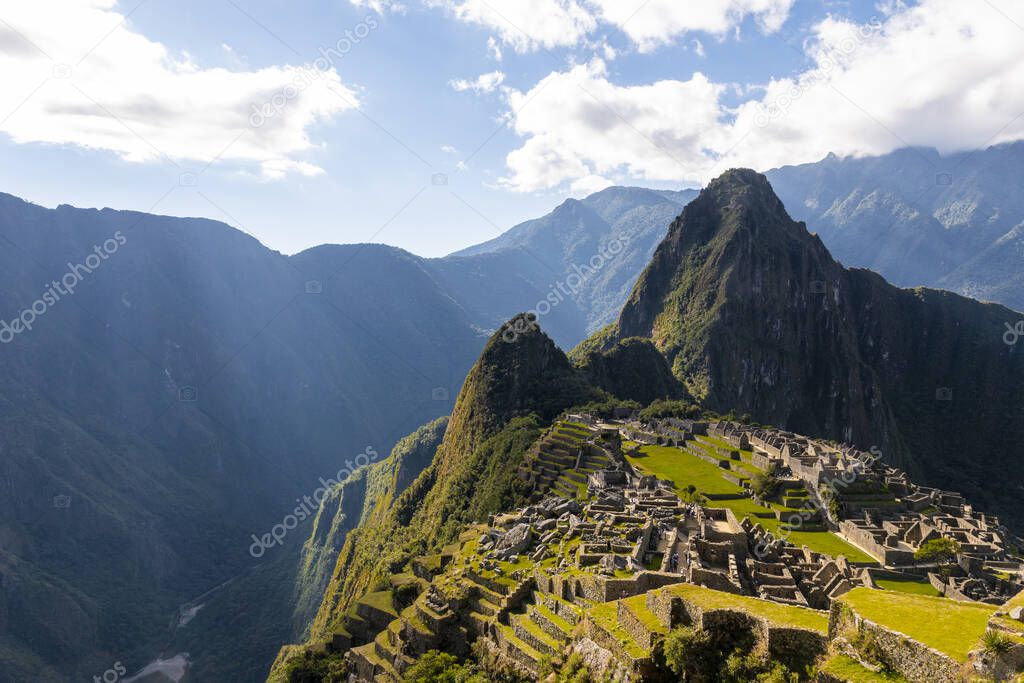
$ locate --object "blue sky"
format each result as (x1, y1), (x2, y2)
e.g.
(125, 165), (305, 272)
(0, 0), (1021, 257)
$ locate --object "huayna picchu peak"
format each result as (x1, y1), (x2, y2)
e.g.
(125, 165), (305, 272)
(270, 172), (1024, 683)
(603, 169), (1024, 530)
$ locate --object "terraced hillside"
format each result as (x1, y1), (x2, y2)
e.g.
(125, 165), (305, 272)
(621, 432), (875, 563)
(281, 415), (1024, 682)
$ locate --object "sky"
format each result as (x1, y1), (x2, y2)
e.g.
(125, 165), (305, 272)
(0, 0), (1022, 258)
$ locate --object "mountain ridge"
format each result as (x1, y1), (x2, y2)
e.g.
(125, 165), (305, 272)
(598, 168), (1024, 526)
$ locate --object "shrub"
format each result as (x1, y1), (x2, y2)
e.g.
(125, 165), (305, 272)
(402, 651), (487, 683)
(982, 629), (1015, 655)
(283, 651), (349, 683)
(722, 652), (798, 683)
(664, 626), (718, 682)
(751, 473), (782, 500)
(914, 538), (961, 564)
(638, 399), (702, 422)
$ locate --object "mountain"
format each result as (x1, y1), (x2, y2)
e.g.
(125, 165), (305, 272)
(270, 314), (604, 679)
(595, 169), (1024, 526)
(766, 142), (1024, 312)
(436, 186), (698, 347)
(0, 181), (690, 680)
(0, 194), (485, 681)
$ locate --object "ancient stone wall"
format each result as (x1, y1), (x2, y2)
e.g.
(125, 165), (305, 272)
(828, 602), (961, 683)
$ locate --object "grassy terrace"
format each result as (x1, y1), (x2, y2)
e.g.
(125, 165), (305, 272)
(626, 444), (876, 563)
(588, 602), (650, 658)
(820, 655), (908, 682)
(627, 444), (745, 496)
(840, 587), (997, 662)
(875, 577), (942, 597)
(360, 590), (398, 618)
(665, 583), (829, 633)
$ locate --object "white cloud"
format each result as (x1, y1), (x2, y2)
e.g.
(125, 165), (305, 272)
(500, 0), (1024, 191)
(362, 0), (792, 53)
(441, 144), (458, 153)
(587, 0), (795, 51)
(349, 0), (405, 12)
(450, 70), (506, 93)
(427, 0), (597, 52)
(501, 60), (726, 191)
(487, 36), (503, 61)
(570, 174), (614, 195)
(0, 0), (358, 178)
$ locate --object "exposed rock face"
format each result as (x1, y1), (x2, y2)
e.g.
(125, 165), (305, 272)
(494, 524), (533, 556)
(603, 169), (1024, 525)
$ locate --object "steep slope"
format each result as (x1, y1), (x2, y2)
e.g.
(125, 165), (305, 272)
(766, 142), (1024, 306)
(603, 169), (1024, 525)
(938, 221), (1024, 312)
(0, 194), (483, 680)
(290, 417), (449, 636)
(284, 315), (601, 655)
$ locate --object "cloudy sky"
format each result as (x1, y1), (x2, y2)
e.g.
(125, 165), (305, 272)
(0, 0), (1022, 256)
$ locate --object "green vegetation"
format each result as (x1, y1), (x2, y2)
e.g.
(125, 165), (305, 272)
(914, 538), (961, 564)
(663, 624), (799, 682)
(874, 578), (941, 597)
(751, 472), (783, 500)
(840, 587), (997, 661)
(819, 655), (907, 682)
(626, 444), (745, 497)
(981, 629), (1016, 655)
(401, 651), (487, 683)
(638, 398), (703, 422)
(665, 584), (829, 633)
(589, 603), (649, 659)
(277, 650), (349, 683)
(625, 444), (875, 563)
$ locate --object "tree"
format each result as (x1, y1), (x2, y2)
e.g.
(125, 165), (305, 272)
(751, 472), (781, 500)
(914, 537), (961, 564)
(402, 651), (487, 683)
(664, 627), (718, 682)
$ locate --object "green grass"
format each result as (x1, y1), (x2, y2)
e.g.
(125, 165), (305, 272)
(840, 587), (997, 661)
(777, 529), (876, 564)
(514, 613), (562, 649)
(664, 584), (828, 633)
(588, 603), (649, 658)
(875, 578), (942, 597)
(359, 590), (398, 617)
(621, 595), (666, 633)
(626, 445), (744, 496)
(626, 444), (876, 563)
(644, 553), (664, 571)
(534, 602), (573, 634)
(820, 654), (908, 682)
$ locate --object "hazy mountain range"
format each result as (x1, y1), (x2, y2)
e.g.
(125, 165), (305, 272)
(1, 143), (1023, 681)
